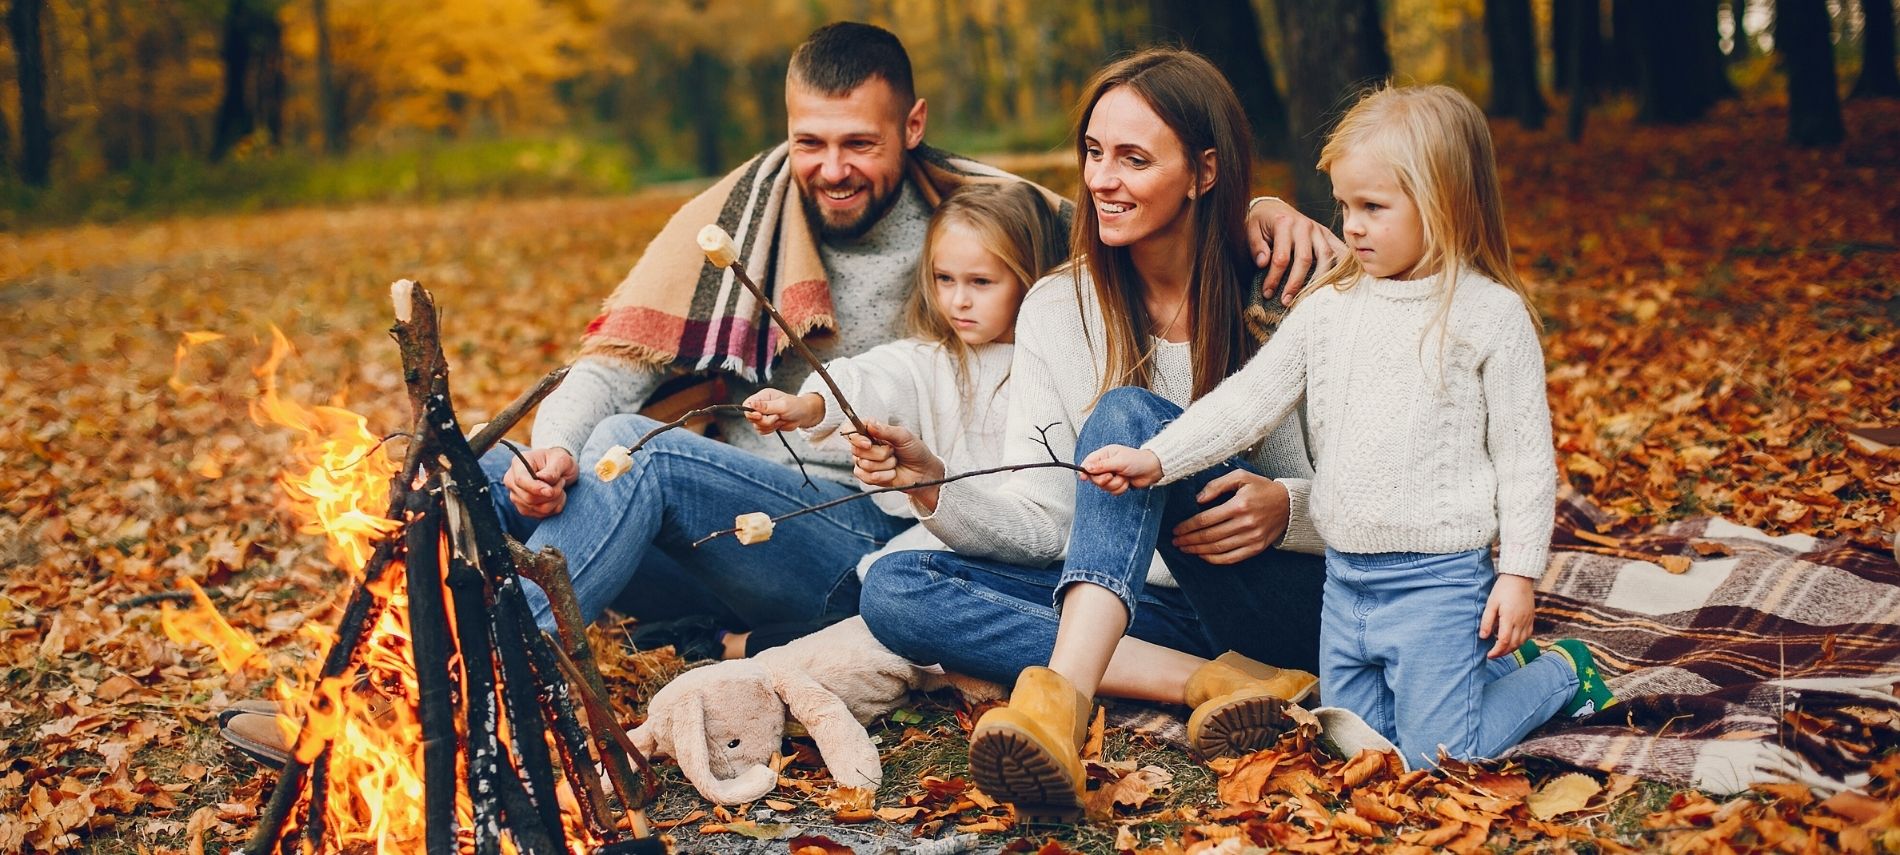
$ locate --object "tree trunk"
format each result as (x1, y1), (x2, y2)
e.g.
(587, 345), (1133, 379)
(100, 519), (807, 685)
(256, 8), (285, 148)
(211, 0), (257, 161)
(1276, 0), (1393, 222)
(1564, 0), (1596, 141)
(1779, 0), (1845, 145)
(1148, 0), (1289, 156)
(1608, 0), (1640, 91)
(681, 49), (727, 176)
(1852, 0), (1900, 98)
(1553, 0), (1602, 94)
(1637, 3), (1721, 123)
(7, 0), (52, 185)
(1486, 0), (1547, 128)
(314, 0), (347, 153)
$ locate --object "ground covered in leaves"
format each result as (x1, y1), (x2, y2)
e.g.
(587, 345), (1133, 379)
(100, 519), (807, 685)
(2, 98), (1896, 854)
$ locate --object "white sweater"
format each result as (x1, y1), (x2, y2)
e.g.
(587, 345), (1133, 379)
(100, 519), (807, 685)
(799, 338), (1015, 577)
(916, 265), (1324, 589)
(1143, 271), (1557, 578)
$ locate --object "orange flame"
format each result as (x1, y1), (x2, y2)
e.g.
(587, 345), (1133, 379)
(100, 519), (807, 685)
(172, 326), (602, 853)
(159, 577), (264, 673)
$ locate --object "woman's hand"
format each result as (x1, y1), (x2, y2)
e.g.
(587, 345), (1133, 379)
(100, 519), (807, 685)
(1481, 574), (1536, 659)
(504, 446), (579, 519)
(1171, 471), (1290, 564)
(848, 420), (947, 508)
(1246, 197), (1348, 305)
(1079, 444), (1163, 495)
(742, 389), (825, 434)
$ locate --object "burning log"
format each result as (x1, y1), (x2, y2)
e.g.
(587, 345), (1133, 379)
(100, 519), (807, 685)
(244, 281), (667, 855)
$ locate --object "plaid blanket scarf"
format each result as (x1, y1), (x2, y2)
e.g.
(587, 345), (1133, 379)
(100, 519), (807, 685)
(581, 143), (1069, 381)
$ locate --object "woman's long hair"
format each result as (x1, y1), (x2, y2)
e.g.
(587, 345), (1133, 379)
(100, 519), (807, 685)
(1307, 85), (1539, 336)
(904, 182), (1067, 398)
(1071, 48), (1257, 401)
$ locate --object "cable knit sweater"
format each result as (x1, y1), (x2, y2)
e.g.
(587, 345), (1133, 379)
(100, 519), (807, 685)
(798, 338), (1014, 577)
(916, 265), (1324, 589)
(1142, 270), (1557, 578)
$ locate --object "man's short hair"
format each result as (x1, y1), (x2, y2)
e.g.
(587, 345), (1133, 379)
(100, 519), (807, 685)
(788, 22), (916, 109)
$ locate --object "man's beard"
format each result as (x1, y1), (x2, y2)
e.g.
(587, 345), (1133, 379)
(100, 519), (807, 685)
(800, 178), (903, 242)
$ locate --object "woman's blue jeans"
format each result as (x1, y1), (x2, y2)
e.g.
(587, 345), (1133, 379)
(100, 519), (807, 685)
(861, 387), (1327, 686)
(477, 414), (910, 633)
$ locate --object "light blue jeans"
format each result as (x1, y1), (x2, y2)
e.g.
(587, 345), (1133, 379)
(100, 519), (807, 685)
(1321, 547), (1577, 766)
(477, 413), (910, 633)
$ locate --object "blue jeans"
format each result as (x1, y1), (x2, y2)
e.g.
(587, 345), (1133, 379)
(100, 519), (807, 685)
(1321, 547), (1577, 766)
(860, 386), (1327, 685)
(479, 414), (911, 633)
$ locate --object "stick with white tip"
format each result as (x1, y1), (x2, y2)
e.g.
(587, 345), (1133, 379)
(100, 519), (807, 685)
(695, 224), (872, 438)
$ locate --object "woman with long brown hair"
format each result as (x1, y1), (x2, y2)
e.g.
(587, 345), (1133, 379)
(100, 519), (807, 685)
(850, 48), (1336, 820)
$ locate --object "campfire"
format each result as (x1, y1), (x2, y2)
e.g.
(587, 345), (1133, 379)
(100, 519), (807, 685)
(168, 283), (666, 855)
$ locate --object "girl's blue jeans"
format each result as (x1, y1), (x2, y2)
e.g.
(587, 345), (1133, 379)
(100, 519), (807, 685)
(860, 387), (1328, 685)
(1322, 547), (1577, 766)
(477, 413), (911, 633)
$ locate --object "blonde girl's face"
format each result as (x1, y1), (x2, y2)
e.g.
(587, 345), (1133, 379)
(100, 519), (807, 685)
(930, 220), (1026, 346)
(1331, 148), (1430, 280)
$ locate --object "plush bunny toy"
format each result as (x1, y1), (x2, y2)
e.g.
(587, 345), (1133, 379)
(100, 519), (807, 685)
(628, 615), (1001, 804)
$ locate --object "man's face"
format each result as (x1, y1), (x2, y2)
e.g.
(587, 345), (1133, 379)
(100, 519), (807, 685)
(787, 77), (926, 241)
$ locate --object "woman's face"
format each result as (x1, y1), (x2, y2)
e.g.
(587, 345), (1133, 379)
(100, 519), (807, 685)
(1082, 86), (1204, 252)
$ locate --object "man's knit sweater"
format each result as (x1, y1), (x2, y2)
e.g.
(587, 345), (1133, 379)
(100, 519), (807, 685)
(532, 181), (931, 482)
(1142, 270), (1557, 578)
(916, 265), (1324, 589)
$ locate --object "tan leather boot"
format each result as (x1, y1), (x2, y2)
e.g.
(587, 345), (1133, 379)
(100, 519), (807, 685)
(1184, 651), (1317, 758)
(968, 666), (1092, 822)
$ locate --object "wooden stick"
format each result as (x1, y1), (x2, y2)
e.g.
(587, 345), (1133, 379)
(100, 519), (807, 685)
(546, 638), (658, 834)
(469, 365), (571, 456)
(404, 482), (459, 855)
(713, 247), (871, 438)
(516, 603), (619, 839)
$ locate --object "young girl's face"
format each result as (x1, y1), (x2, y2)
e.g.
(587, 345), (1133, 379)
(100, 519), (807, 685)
(1331, 148), (1430, 280)
(931, 220), (1025, 345)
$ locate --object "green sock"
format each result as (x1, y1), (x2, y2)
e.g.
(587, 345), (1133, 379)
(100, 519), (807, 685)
(1510, 639), (1541, 668)
(1549, 639), (1617, 718)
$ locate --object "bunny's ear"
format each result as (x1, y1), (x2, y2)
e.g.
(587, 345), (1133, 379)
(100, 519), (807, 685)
(668, 697), (777, 804)
(770, 667), (882, 791)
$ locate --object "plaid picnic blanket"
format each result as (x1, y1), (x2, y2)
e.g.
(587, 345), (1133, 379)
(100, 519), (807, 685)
(1108, 491), (1900, 795)
(1502, 490), (1900, 795)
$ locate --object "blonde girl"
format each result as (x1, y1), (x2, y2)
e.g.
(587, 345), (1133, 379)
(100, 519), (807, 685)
(746, 181), (1067, 570)
(1086, 85), (1614, 768)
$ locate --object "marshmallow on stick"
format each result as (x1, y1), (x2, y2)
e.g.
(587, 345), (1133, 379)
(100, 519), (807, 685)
(695, 224), (872, 439)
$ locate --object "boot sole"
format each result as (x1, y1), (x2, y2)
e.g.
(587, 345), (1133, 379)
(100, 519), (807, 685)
(969, 725), (1081, 824)
(1191, 694), (1296, 759)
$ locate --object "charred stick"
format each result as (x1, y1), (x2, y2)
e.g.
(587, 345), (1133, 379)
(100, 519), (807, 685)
(469, 365), (571, 456)
(487, 567), (567, 848)
(693, 460), (1087, 548)
(492, 758), (562, 855)
(518, 607), (619, 840)
(508, 541), (645, 821)
(405, 482), (459, 855)
(302, 751), (331, 852)
(546, 636), (658, 835)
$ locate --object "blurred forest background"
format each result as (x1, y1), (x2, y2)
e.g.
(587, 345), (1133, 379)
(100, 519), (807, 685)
(1, 0), (1895, 229)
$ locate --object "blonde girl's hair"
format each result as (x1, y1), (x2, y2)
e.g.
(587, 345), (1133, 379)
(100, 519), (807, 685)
(903, 182), (1068, 398)
(1307, 84), (1540, 337)
(1070, 48), (1258, 402)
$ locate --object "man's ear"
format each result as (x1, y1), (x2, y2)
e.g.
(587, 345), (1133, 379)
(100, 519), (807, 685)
(1197, 147), (1218, 197)
(904, 98), (928, 150)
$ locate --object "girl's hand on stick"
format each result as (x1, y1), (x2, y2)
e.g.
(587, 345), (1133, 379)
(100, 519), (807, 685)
(742, 389), (824, 434)
(1481, 574), (1536, 659)
(1079, 445), (1163, 495)
(848, 421), (944, 489)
